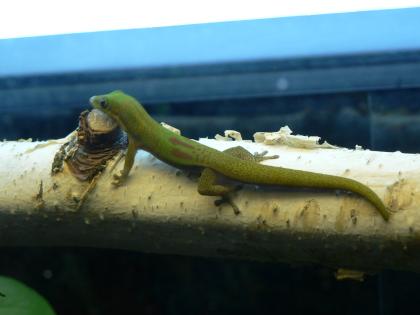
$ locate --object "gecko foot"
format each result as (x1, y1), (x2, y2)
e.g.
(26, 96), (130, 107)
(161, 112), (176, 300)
(112, 171), (127, 186)
(215, 195), (241, 215)
(253, 150), (279, 162)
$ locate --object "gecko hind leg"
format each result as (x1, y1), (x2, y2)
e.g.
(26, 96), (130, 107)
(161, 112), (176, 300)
(197, 168), (241, 215)
(197, 146), (279, 215)
(223, 146), (279, 163)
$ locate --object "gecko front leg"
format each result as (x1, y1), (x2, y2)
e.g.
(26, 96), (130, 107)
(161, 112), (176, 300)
(113, 136), (137, 186)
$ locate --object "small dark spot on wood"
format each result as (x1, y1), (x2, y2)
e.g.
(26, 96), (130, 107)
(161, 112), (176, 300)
(350, 209), (357, 225)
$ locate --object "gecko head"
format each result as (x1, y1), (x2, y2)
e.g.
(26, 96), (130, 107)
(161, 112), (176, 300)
(89, 90), (129, 120)
(90, 90), (149, 135)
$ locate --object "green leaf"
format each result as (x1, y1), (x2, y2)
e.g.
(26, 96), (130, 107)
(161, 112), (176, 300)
(0, 276), (56, 315)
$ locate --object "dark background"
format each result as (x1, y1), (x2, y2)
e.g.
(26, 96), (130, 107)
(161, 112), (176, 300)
(2, 8), (420, 315)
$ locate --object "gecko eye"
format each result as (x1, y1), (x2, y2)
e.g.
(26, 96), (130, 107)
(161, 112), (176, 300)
(99, 98), (108, 109)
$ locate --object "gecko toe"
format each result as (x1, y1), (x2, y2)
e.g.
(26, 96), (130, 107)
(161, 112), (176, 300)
(214, 196), (241, 215)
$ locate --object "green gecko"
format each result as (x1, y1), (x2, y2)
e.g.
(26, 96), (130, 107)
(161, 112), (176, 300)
(90, 90), (390, 221)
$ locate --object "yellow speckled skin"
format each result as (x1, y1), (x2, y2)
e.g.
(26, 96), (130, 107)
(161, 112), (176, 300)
(90, 91), (390, 221)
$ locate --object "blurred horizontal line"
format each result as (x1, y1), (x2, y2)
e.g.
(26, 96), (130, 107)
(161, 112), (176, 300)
(1, 53), (420, 114)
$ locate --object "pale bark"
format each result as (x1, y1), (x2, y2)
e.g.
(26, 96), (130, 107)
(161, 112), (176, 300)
(0, 134), (419, 272)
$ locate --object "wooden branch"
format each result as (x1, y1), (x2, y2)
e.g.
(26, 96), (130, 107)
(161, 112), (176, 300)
(0, 124), (419, 273)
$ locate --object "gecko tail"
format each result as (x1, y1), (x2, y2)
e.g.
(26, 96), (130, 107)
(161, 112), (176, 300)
(235, 163), (391, 221)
